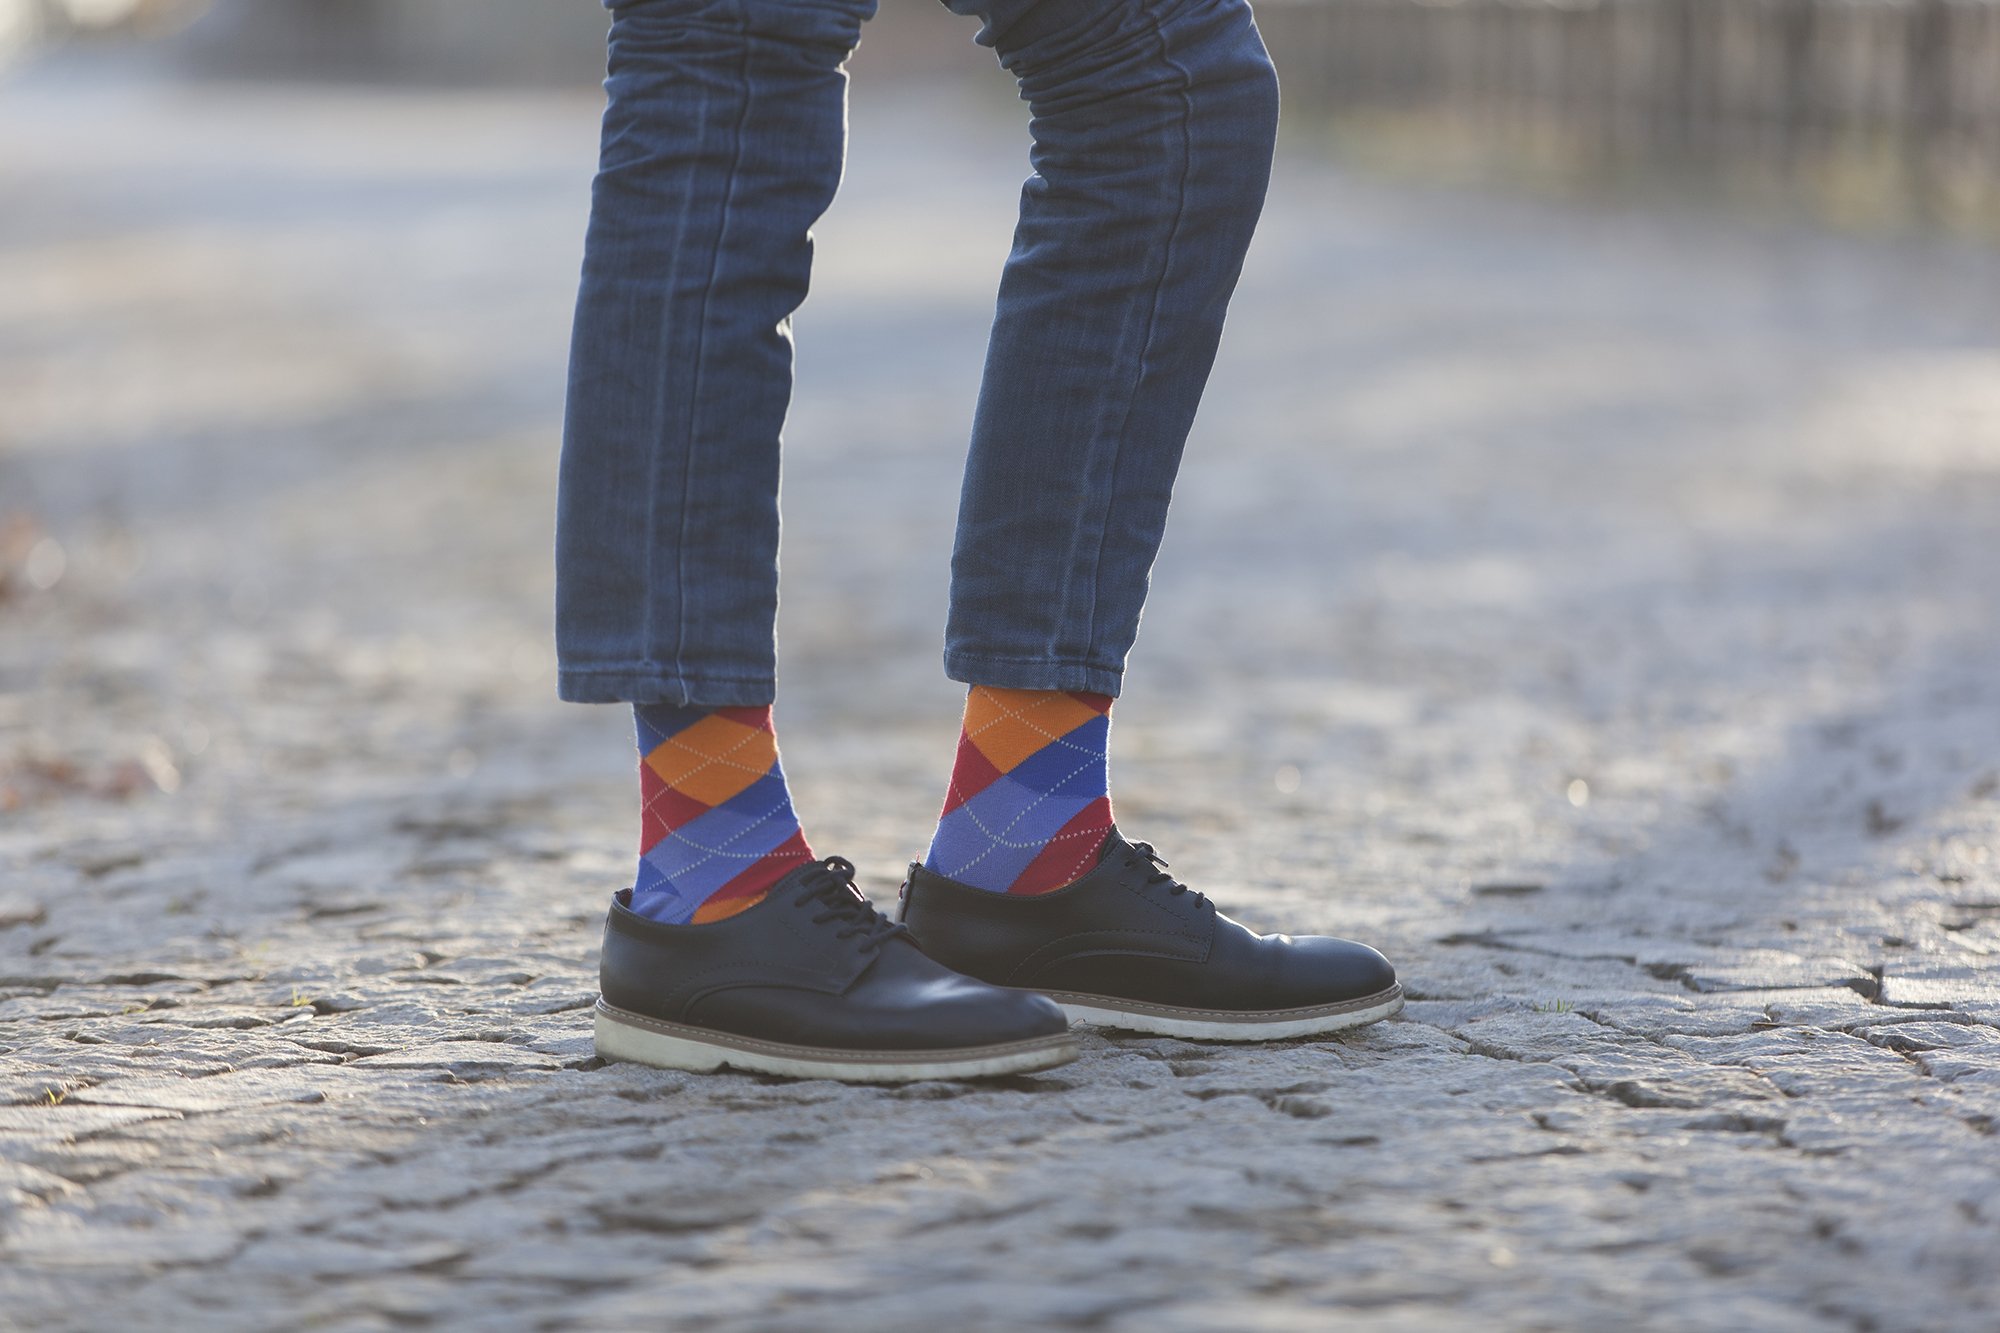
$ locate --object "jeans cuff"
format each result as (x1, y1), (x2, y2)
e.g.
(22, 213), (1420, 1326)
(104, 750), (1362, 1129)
(557, 665), (776, 708)
(941, 650), (1124, 699)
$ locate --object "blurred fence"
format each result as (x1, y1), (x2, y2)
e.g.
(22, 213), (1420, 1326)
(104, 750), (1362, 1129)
(1255, 0), (2000, 231)
(169, 0), (607, 83)
(15, 0), (1994, 231)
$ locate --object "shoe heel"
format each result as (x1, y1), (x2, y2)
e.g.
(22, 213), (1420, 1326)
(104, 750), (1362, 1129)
(594, 1005), (726, 1073)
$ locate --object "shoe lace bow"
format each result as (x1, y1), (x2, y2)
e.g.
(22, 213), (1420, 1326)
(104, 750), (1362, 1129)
(790, 856), (906, 952)
(1125, 841), (1208, 909)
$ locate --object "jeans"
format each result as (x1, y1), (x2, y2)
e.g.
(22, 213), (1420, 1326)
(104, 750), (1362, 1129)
(555, 0), (1278, 706)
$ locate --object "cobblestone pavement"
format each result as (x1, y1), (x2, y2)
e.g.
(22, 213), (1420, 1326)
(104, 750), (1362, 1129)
(4, 41), (2000, 1333)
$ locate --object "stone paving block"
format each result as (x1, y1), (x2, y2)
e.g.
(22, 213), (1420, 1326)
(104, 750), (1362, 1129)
(1659, 1028), (1923, 1097)
(518, 1033), (595, 1064)
(1912, 1050), (2000, 1083)
(0, 990), (191, 1024)
(1555, 1049), (1779, 1109)
(1853, 1018), (2000, 1052)
(350, 1041), (564, 1076)
(1880, 965), (2000, 1009)
(229, 1234), (472, 1278)
(0, 1160), (77, 1209)
(0, 897), (47, 930)
(134, 1006), (314, 1032)
(1448, 1009), (1644, 1060)
(2, 1043), (227, 1084)
(68, 1070), (334, 1113)
(0, 1068), (92, 1105)
(0, 1104), (183, 1144)
(1568, 993), (1728, 1037)
(8, 1136), (170, 1188)
(1762, 992), (1942, 1030)
(1671, 952), (1877, 994)
(488, 987), (598, 1018)
(1444, 931), (1872, 994)
(4, 1217), (246, 1269)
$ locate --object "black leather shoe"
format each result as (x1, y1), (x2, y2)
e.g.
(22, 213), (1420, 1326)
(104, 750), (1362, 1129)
(898, 830), (1403, 1040)
(595, 856), (1077, 1082)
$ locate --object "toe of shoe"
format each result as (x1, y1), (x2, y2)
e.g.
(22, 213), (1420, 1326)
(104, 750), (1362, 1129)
(1288, 936), (1398, 1003)
(863, 939), (1070, 1048)
(1015, 989), (1072, 1040)
(940, 978), (1071, 1044)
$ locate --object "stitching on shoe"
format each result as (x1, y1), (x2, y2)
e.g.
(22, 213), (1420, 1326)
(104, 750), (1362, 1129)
(599, 1002), (1071, 1062)
(1044, 984), (1404, 1022)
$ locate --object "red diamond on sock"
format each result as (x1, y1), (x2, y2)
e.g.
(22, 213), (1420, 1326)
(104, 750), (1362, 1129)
(938, 730), (1005, 815)
(640, 779), (713, 850)
(1006, 795), (1113, 895)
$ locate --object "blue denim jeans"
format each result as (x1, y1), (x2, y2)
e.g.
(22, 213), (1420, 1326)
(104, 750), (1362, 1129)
(556, 0), (1278, 706)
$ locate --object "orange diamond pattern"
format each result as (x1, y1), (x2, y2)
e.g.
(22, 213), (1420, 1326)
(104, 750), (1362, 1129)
(963, 686), (1107, 772)
(642, 713), (778, 807)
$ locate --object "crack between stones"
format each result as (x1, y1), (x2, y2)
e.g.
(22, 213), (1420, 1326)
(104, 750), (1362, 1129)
(1435, 932), (1874, 997)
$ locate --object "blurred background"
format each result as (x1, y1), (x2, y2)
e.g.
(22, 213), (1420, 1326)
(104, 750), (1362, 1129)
(3, 0), (1998, 864)
(8, 0), (1998, 228)
(4, 0), (1998, 866)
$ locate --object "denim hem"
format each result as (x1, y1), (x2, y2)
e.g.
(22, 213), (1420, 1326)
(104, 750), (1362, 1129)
(557, 666), (776, 708)
(941, 650), (1124, 698)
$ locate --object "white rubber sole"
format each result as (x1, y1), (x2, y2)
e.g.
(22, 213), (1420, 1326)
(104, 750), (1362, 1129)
(1049, 983), (1405, 1041)
(593, 1000), (1079, 1083)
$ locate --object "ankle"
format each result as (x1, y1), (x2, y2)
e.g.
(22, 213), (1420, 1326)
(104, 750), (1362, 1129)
(630, 702), (814, 925)
(924, 685), (1115, 895)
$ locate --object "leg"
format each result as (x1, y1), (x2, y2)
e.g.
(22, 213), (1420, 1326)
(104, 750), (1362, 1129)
(942, 0), (1281, 696)
(923, 0), (1279, 893)
(556, 0), (874, 709)
(907, 2), (1400, 1038)
(558, 0), (868, 923)
(567, 0), (1078, 1081)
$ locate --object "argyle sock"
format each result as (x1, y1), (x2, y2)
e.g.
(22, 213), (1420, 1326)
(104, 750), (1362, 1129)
(924, 685), (1115, 894)
(630, 702), (814, 925)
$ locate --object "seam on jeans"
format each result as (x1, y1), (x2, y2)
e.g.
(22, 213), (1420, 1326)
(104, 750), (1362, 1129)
(560, 663), (770, 683)
(630, 17), (666, 694)
(671, 0), (757, 693)
(1077, 0), (1195, 666)
(943, 650), (1125, 670)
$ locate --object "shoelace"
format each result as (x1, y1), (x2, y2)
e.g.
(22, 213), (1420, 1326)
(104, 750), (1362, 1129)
(1125, 842), (1209, 910)
(790, 856), (907, 952)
